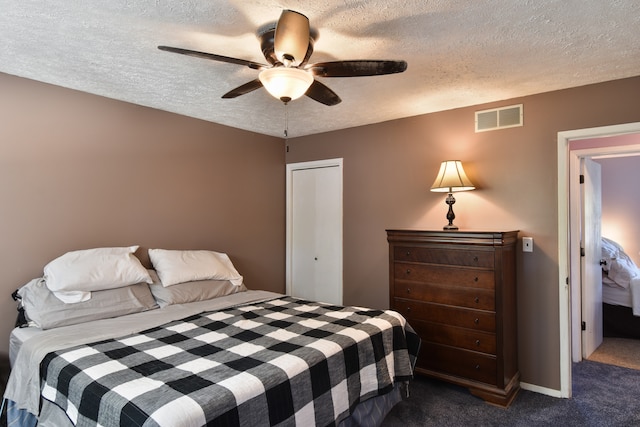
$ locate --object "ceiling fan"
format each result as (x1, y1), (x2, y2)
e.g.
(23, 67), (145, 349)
(158, 9), (407, 106)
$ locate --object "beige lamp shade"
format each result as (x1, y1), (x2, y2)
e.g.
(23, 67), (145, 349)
(430, 160), (475, 192)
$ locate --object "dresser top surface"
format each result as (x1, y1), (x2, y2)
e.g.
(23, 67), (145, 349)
(386, 230), (519, 246)
(386, 229), (518, 233)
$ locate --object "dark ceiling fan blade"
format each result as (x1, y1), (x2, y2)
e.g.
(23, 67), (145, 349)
(158, 46), (268, 70)
(221, 79), (264, 99)
(309, 60), (407, 77)
(305, 80), (341, 106)
(274, 10), (310, 65)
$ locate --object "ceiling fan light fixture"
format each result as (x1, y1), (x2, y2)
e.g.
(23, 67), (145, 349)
(259, 67), (313, 102)
(159, 9), (407, 106)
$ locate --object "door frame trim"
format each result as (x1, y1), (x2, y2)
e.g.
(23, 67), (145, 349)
(286, 158), (343, 299)
(557, 122), (640, 398)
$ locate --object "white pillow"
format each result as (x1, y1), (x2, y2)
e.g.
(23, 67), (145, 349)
(601, 237), (623, 272)
(53, 290), (92, 304)
(608, 255), (640, 289)
(44, 246), (152, 303)
(148, 249), (243, 287)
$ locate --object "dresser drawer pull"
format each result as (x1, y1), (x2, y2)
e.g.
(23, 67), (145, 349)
(473, 256), (479, 262)
(406, 288), (411, 294)
(474, 318), (479, 324)
(406, 251), (411, 256)
(475, 340), (481, 346)
(406, 269), (411, 275)
(474, 297), (480, 303)
(406, 307), (411, 313)
(475, 364), (480, 370)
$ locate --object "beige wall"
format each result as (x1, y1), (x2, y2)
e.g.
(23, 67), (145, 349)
(0, 73), (286, 355)
(2, 69), (640, 393)
(286, 76), (640, 391)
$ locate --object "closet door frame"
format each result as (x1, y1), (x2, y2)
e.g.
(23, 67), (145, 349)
(286, 158), (343, 304)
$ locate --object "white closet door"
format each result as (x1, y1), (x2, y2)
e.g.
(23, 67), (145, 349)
(287, 159), (343, 305)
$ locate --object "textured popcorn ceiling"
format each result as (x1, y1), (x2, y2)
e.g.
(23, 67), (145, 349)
(1, 1), (639, 137)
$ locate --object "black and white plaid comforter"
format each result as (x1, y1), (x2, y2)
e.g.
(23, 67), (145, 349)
(40, 296), (419, 427)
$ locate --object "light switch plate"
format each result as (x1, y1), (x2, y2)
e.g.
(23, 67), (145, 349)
(523, 237), (533, 252)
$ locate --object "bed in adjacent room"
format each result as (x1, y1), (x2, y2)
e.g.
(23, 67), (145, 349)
(601, 237), (640, 339)
(3, 247), (419, 427)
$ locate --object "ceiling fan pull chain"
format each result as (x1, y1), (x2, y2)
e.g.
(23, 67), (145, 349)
(284, 102), (289, 138)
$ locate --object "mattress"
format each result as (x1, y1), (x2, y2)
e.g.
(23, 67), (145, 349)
(602, 282), (632, 307)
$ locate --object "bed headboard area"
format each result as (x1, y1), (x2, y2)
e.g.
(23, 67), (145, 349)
(0, 73), (286, 355)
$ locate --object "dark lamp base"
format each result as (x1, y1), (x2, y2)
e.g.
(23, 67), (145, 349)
(442, 192), (458, 230)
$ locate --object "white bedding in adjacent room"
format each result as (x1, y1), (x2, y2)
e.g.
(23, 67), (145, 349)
(602, 237), (640, 316)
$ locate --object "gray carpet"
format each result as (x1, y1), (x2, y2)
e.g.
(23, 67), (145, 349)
(383, 361), (640, 426)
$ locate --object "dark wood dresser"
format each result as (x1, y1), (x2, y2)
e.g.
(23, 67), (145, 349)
(387, 230), (519, 407)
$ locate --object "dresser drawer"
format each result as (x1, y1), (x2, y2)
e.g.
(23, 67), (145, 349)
(418, 342), (498, 386)
(410, 319), (496, 354)
(392, 299), (496, 332)
(393, 281), (495, 310)
(394, 263), (495, 289)
(394, 246), (494, 268)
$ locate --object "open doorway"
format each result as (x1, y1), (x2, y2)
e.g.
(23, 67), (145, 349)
(580, 154), (640, 370)
(557, 122), (640, 398)
(572, 151), (640, 363)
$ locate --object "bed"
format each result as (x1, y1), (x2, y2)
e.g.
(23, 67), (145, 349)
(601, 237), (640, 339)
(3, 247), (419, 427)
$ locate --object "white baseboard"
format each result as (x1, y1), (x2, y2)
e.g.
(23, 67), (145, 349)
(520, 381), (565, 398)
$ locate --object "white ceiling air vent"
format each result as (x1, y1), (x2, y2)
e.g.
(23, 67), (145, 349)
(475, 104), (523, 132)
